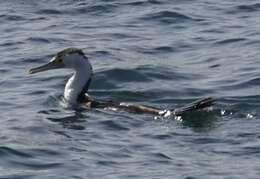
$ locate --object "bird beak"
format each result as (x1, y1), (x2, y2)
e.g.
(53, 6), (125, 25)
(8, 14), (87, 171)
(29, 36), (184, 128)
(29, 57), (64, 74)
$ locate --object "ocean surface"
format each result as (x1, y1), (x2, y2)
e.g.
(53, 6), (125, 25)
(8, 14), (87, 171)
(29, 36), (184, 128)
(0, 0), (260, 178)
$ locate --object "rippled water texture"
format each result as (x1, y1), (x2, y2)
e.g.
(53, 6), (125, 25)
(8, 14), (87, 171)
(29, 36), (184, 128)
(1, 0), (260, 178)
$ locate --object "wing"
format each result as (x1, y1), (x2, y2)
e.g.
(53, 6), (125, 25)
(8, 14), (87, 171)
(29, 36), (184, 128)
(77, 78), (92, 103)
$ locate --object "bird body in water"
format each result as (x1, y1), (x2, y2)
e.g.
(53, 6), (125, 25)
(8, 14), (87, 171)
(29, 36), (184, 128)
(29, 48), (214, 117)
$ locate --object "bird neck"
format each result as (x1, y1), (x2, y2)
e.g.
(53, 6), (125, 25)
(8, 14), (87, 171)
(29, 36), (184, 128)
(64, 61), (92, 105)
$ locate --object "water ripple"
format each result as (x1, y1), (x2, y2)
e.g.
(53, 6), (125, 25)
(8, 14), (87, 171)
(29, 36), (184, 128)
(141, 10), (202, 24)
(73, 4), (118, 15)
(0, 14), (26, 21)
(27, 37), (50, 44)
(0, 146), (32, 158)
(232, 3), (260, 13)
(214, 38), (247, 45)
(36, 9), (62, 15)
(11, 160), (62, 170)
(122, 0), (162, 6)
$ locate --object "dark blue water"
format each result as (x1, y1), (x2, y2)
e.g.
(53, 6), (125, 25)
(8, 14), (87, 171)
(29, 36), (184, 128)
(1, 0), (260, 178)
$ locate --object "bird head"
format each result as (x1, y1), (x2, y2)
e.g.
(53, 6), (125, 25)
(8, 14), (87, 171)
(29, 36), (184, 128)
(29, 48), (91, 74)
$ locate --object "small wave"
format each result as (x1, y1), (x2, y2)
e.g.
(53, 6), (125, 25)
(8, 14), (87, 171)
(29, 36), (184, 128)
(118, 0), (162, 6)
(226, 3), (260, 14)
(98, 68), (152, 83)
(26, 37), (50, 44)
(192, 137), (223, 144)
(97, 160), (120, 166)
(209, 64), (221, 68)
(100, 120), (130, 131)
(0, 79), (21, 88)
(36, 9), (62, 15)
(140, 10), (199, 24)
(73, 4), (117, 15)
(236, 3), (260, 12)
(242, 77), (260, 86)
(108, 32), (140, 39)
(214, 38), (246, 45)
(151, 134), (172, 140)
(0, 146), (32, 158)
(90, 89), (174, 103)
(25, 90), (47, 96)
(23, 57), (45, 64)
(11, 160), (62, 170)
(91, 75), (120, 90)
(137, 46), (176, 54)
(244, 39), (260, 46)
(0, 174), (34, 179)
(218, 77), (260, 90)
(91, 50), (113, 57)
(0, 41), (24, 47)
(0, 14), (26, 21)
(132, 42), (194, 54)
(46, 111), (87, 130)
(93, 65), (201, 89)
(153, 46), (174, 52)
(152, 152), (172, 160)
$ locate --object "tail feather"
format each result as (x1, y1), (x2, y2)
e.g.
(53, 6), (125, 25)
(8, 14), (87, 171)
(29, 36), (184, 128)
(173, 97), (215, 116)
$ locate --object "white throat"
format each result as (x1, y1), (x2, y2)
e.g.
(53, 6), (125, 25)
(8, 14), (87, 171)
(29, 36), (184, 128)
(64, 55), (92, 105)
